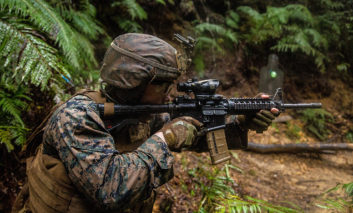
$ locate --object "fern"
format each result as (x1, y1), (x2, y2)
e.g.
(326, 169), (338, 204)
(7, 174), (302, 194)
(193, 21), (239, 73)
(117, 18), (143, 32)
(112, 0), (147, 20)
(0, 15), (68, 90)
(0, 0), (98, 70)
(0, 75), (31, 151)
(316, 182), (353, 211)
(225, 11), (239, 30)
(192, 164), (301, 213)
(53, 0), (104, 40)
(0, 126), (29, 152)
(236, 4), (333, 72)
(195, 23), (238, 46)
(0, 0), (105, 151)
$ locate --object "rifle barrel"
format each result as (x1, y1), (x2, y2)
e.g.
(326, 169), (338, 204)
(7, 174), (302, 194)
(282, 103), (322, 109)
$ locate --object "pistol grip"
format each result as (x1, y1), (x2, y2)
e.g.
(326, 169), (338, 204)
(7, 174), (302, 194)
(206, 129), (231, 164)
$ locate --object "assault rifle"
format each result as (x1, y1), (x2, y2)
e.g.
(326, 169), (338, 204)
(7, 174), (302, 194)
(98, 79), (322, 164)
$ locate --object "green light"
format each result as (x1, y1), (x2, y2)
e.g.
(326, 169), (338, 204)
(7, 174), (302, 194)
(270, 70), (277, 78)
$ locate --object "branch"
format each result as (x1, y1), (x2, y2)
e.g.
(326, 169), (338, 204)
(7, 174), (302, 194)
(246, 142), (353, 154)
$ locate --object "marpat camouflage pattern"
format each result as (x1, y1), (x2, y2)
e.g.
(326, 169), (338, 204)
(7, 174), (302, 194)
(42, 95), (174, 210)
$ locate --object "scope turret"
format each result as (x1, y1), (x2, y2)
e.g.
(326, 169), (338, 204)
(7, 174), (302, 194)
(177, 79), (220, 95)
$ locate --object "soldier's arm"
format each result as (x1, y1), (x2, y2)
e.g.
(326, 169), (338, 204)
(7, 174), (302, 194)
(44, 96), (174, 210)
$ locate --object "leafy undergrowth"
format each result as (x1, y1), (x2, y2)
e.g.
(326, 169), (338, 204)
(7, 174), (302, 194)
(154, 149), (302, 213)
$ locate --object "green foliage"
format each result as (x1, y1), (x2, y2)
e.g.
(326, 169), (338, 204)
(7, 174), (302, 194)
(316, 182), (353, 211)
(237, 4), (332, 72)
(285, 122), (302, 140)
(0, 14), (67, 90)
(0, 0), (102, 71)
(0, 0), (105, 151)
(193, 16), (239, 74)
(300, 109), (333, 140)
(0, 0), (104, 91)
(117, 18), (143, 32)
(0, 74), (31, 151)
(112, 0), (147, 24)
(111, 0), (171, 32)
(189, 164), (300, 212)
(191, 2), (353, 74)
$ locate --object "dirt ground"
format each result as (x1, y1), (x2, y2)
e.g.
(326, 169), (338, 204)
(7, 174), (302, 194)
(237, 129), (353, 212)
(153, 116), (353, 212)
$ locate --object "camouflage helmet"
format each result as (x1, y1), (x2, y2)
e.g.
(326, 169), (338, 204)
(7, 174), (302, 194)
(100, 33), (184, 90)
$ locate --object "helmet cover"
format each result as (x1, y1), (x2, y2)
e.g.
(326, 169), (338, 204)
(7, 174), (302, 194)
(100, 33), (182, 90)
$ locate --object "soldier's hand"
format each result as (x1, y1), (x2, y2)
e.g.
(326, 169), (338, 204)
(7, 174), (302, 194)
(237, 94), (279, 133)
(158, 116), (203, 151)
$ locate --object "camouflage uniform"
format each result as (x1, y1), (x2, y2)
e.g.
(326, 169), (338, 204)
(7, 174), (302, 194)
(41, 94), (173, 211)
(12, 33), (183, 213)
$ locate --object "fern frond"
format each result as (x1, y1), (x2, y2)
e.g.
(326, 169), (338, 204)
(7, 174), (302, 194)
(195, 36), (223, 53)
(0, 99), (23, 126)
(285, 4), (314, 26)
(0, 126), (29, 152)
(195, 23), (238, 44)
(0, 0), (97, 69)
(237, 6), (263, 24)
(195, 23), (226, 35)
(303, 28), (328, 49)
(316, 182), (353, 211)
(112, 0), (147, 20)
(118, 18), (143, 32)
(0, 16), (68, 89)
(0, 128), (14, 152)
(67, 11), (103, 40)
(55, 0), (104, 40)
(266, 6), (289, 24)
(194, 164), (301, 213)
(0, 80), (31, 126)
(225, 11), (239, 30)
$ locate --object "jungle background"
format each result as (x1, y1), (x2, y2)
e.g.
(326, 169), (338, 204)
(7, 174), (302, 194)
(1, 0), (353, 212)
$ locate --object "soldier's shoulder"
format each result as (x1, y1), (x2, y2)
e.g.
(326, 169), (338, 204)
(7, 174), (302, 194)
(66, 95), (97, 110)
(52, 95), (99, 120)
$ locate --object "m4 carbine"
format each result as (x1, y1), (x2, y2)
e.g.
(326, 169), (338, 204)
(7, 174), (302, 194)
(98, 79), (322, 164)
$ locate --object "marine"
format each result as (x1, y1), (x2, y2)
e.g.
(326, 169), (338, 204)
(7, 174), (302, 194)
(12, 33), (278, 212)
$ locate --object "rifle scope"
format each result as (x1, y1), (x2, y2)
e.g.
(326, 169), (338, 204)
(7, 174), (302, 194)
(177, 79), (219, 95)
